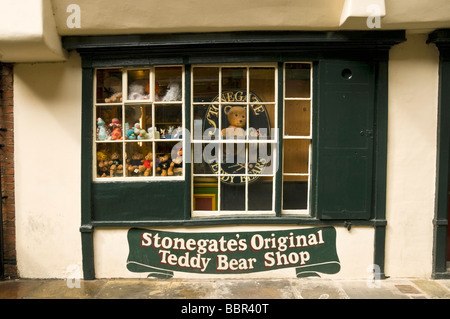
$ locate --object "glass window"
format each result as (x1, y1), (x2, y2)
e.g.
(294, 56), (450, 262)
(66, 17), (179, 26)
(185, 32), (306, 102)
(192, 64), (279, 216)
(283, 63), (312, 213)
(94, 66), (184, 180)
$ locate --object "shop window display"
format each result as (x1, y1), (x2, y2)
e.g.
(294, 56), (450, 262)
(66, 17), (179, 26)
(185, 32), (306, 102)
(94, 66), (184, 179)
(191, 63), (312, 216)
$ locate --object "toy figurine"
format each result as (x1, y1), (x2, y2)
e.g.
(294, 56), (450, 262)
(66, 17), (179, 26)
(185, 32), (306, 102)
(109, 118), (122, 140)
(96, 118), (110, 141)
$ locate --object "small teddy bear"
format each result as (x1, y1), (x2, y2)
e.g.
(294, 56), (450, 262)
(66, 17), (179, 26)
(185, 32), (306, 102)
(105, 92), (123, 103)
(169, 148), (183, 176)
(97, 151), (110, 177)
(128, 82), (149, 100)
(143, 152), (153, 176)
(109, 152), (123, 177)
(157, 153), (172, 176)
(221, 105), (246, 138)
(128, 152), (145, 176)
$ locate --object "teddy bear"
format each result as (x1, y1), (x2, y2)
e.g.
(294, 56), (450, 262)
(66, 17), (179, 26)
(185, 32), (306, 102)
(97, 151), (110, 177)
(157, 153), (172, 176)
(169, 148), (183, 176)
(162, 81), (182, 101)
(143, 152), (153, 176)
(128, 152), (145, 176)
(109, 118), (122, 140)
(105, 92), (123, 103)
(109, 152), (123, 177)
(221, 105), (246, 138)
(96, 118), (111, 141)
(128, 82), (149, 100)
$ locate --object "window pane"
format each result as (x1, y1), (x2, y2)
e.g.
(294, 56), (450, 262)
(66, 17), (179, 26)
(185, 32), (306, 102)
(127, 69), (150, 101)
(193, 67), (219, 102)
(155, 104), (182, 140)
(96, 143), (123, 178)
(96, 105), (122, 141)
(285, 100), (311, 137)
(283, 175), (308, 210)
(221, 104), (247, 139)
(285, 63), (310, 98)
(96, 69), (122, 104)
(155, 67), (182, 102)
(221, 68), (247, 100)
(193, 177), (218, 211)
(193, 143), (218, 175)
(155, 141), (182, 176)
(220, 183), (245, 211)
(193, 104), (220, 140)
(248, 177), (273, 211)
(248, 143), (273, 175)
(126, 142), (153, 177)
(283, 139), (310, 174)
(249, 68), (275, 102)
(125, 105), (152, 140)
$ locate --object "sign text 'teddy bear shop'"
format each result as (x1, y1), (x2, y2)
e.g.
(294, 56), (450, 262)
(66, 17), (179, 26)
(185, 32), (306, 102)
(127, 227), (340, 278)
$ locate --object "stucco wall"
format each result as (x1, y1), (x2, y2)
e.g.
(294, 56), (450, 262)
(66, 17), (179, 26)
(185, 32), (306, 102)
(385, 33), (439, 278)
(14, 51), (82, 278)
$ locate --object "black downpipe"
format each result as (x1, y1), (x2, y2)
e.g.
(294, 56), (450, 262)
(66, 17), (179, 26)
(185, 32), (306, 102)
(0, 141), (4, 280)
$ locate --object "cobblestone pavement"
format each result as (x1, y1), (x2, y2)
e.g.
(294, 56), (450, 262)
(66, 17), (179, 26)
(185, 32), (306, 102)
(0, 278), (449, 299)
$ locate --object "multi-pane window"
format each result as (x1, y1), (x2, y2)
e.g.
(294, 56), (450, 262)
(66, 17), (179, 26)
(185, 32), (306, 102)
(94, 66), (184, 180)
(93, 63), (312, 216)
(282, 63), (312, 214)
(191, 63), (312, 216)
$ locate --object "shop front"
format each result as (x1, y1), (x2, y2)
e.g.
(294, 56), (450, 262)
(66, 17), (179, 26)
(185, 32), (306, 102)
(61, 31), (405, 279)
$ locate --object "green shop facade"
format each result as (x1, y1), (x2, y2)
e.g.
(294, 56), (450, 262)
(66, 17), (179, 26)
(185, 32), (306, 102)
(60, 30), (448, 280)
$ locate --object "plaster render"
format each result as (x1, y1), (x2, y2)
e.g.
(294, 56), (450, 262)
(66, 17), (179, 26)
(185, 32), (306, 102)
(385, 33), (439, 278)
(14, 51), (82, 278)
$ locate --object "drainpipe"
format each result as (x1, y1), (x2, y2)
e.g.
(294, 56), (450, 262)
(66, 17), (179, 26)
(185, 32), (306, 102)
(0, 143), (3, 281)
(0, 62), (5, 280)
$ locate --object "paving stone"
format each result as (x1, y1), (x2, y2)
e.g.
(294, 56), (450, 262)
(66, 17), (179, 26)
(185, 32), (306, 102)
(94, 279), (170, 299)
(339, 280), (409, 299)
(412, 280), (450, 299)
(291, 279), (347, 299)
(22, 279), (107, 299)
(0, 279), (43, 299)
(395, 284), (422, 294)
(166, 280), (218, 299)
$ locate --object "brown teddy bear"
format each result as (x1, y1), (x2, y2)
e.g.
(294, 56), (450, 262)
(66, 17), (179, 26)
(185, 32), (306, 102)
(128, 152), (145, 176)
(97, 151), (110, 177)
(105, 92), (123, 103)
(169, 148), (183, 176)
(109, 152), (123, 177)
(221, 105), (246, 137)
(143, 152), (153, 176)
(157, 153), (172, 176)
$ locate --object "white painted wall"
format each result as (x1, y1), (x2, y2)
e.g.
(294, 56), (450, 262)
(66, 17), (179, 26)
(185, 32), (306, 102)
(385, 33), (439, 278)
(14, 51), (82, 278)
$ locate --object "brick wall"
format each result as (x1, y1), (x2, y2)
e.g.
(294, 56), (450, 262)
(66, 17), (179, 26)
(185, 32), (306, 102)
(0, 63), (17, 279)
